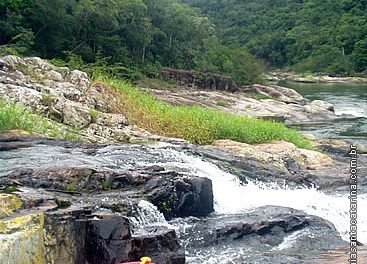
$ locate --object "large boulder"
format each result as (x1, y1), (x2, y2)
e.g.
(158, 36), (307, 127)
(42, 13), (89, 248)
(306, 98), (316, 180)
(0, 213), (46, 264)
(146, 173), (214, 219)
(246, 84), (305, 103)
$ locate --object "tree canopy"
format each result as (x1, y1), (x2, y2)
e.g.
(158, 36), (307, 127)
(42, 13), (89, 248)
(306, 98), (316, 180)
(0, 0), (262, 84)
(183, 0), (367, 75)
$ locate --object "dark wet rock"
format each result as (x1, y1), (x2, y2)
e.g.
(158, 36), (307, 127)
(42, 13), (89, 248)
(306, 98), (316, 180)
(146, 176), (213, 219)
(161, 68), (239, 92)
(172, 206), (346, 263)
(1, 164), (214, 219)
(0, 188), (185, 264)
(0, 141), (33, 151)
(215, 207), (333, 241)
(2, 167), (117, 191)
(85, 214), (131, 264)
(0, 130), (102, 151)
(44, 206), (88, 264)
(129, 228), (185, 264)
(0, 135), (215, 219)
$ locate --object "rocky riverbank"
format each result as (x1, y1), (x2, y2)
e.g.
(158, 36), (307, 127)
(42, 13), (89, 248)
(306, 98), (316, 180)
(0, 132), (214, 264)
(140, 69), (340, 125)
(1, 56), (366, 263)
(266, 71), (367, 84)
(1, 131), (362, 264)
(0, 55), (155, 143)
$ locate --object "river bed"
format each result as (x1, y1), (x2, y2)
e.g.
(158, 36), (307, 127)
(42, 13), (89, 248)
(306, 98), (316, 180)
(281, 81), (367, 145)
(1, 141), (366, 263)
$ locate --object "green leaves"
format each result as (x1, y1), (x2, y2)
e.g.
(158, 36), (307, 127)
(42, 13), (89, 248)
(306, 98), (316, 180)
(184, 0), (367, 74)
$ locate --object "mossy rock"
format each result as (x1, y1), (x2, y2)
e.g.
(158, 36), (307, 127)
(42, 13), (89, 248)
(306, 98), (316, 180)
(0, 194), (22, 218)
(0, 213), (46, 264)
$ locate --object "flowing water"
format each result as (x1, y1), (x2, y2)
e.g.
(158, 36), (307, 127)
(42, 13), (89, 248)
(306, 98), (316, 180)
(1, 84), (366, 262)
(1, 141), (366, 263)
(280, 81), (367, 144)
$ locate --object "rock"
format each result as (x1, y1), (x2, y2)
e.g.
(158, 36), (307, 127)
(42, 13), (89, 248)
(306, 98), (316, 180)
(215, 206), (335, 242)
(0, 55), (151, 143)
(247, 84), (305, 103)
(0, 188), (186, 264)
(173, 177), (213, 218)
(0, 141), (33, 151)
(69, 70), (90, 88)
(85, 214), (131, 264)
(61, 101), (92, 128)
(145, 175), (214, 219)
(0, 194), (22, 217)
(174, 206), (346, 263)
(213, 139), (333, 169)
(310, 245), (367, 264)
(143, 82), (338, 125)
(44, 206), (88, 264)
(129, 228), (185, 264)
(161, 69), (238, 92)
(197, 139), (367, 191)
(309, 99), (334, 111)
(0, 213), (47, 264)
(266, 71), (367, 84)
(86, 216), (185, 264)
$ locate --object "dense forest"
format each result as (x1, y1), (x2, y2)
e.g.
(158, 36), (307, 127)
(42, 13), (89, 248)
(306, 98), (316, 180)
(183, 0), (367, 75)
(0, 0), (262, 84)
(1, 0), (366, 84)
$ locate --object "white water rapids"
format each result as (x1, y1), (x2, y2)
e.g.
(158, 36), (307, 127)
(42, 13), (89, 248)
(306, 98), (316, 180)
(143, 145), (367, 244)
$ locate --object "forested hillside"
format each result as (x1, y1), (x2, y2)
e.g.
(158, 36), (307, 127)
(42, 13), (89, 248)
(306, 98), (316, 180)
(184, 0), (367, 75)
(0, 0), (262, 84)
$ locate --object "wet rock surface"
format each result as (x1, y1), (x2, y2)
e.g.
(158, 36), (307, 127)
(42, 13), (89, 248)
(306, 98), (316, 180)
(0, 132), (365, 263)
(0, 135), (215, 263)
(196, 139), (367, 192)
(171, 206), (346, 263)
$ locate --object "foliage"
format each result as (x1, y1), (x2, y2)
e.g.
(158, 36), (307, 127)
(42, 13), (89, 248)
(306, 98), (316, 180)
(0, 100), (80, 141)
(102, 77), (312, 149)
(200, 44), (264, 85)
(0, 0), (265, 83)
(183, 0), (367, 74)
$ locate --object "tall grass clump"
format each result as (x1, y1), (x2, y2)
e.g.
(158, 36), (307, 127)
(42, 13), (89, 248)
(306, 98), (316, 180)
(101, 77), (312, 149)
(0, 101), (79, 141)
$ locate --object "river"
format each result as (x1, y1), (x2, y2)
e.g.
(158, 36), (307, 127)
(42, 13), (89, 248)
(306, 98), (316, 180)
(280, 81), (367, 145)
(1, 82), (366, 263)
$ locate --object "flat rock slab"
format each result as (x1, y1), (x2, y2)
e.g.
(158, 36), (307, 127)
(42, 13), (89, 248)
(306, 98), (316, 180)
(310, 245), (367, 264)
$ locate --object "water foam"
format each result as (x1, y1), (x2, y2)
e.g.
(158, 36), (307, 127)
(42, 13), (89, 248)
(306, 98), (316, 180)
(148, 148), (367, 244)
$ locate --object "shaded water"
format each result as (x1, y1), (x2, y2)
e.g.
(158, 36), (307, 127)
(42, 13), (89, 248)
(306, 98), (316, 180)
(281, 81), (367, 144)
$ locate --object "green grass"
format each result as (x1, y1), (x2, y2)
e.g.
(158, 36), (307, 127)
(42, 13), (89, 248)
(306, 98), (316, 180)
(0, 100), (80, 141)
(100, 77), (312, 149)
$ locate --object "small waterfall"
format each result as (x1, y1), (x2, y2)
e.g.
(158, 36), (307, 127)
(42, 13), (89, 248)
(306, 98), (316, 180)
(145, 147), (367, 244)
(130, 200), (171, 230)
